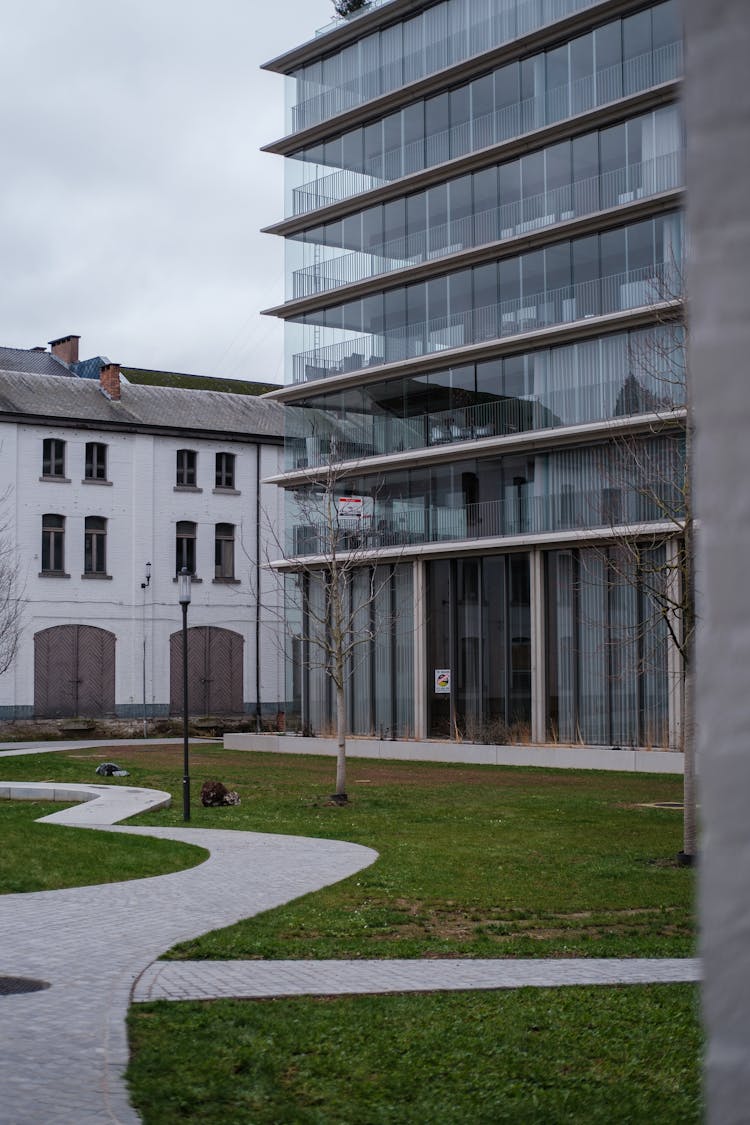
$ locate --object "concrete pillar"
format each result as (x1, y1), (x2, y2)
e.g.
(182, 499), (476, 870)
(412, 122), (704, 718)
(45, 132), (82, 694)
(412, 558), (427, 740)
(687, 1), (750, 1118)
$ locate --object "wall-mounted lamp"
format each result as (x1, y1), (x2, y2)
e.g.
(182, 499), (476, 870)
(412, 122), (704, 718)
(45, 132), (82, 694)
(140, 562), (152, 590)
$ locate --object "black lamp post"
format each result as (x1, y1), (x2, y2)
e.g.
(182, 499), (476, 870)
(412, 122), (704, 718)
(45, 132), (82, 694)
(178, 566), (192, 821)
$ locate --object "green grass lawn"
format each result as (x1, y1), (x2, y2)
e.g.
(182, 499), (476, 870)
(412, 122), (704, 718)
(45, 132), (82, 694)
(0, 800), (207, 893)
(127, 985), (701, 1124)
(2, 743), (699, 1122)
(0, 743), (693, 960)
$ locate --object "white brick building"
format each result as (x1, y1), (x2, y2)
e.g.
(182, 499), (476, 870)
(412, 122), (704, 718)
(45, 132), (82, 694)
(0, 339), (286, 725)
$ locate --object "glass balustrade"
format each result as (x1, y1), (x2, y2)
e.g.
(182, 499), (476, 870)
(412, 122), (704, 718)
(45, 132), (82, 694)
(292, 0), (664, 134)
(289, 36), (682, 217)
(291, 260), (681, 383)
(290, 149), (683, 298)
(289, 482), (681, 556)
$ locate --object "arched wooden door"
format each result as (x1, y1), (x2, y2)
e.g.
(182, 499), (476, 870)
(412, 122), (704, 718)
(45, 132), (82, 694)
(34, 625), (116, 718)
(170, 626), (244, 716)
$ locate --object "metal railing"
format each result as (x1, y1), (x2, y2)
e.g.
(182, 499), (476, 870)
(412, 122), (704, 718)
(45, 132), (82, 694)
(290, 40), (682, 216)
(292, 261), (681, 383)
(291, 150), (683, 298)
(290, 485), (682, 556)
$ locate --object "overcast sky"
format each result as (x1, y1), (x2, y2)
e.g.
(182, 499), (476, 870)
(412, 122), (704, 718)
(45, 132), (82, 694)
(0, 0), (335, 383)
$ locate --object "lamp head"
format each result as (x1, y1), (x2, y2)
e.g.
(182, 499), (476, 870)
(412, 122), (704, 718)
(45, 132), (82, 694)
(178, 567), (192, 605)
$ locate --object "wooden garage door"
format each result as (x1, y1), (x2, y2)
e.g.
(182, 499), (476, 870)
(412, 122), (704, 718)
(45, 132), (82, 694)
(169, 626), (244, 716)
(34, 625), (116, 718)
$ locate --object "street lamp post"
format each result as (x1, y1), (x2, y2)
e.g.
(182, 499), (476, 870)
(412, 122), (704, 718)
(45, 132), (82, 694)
(178, 566), (192, 821)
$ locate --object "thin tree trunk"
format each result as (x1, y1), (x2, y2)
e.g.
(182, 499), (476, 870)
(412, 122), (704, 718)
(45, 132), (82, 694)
(335, 681), (347, 799)
(682, 663), (697, 859)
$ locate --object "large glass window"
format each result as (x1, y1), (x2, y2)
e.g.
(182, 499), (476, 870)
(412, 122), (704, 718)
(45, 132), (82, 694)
(176, 449), (197, 488)
(287, 105), (684, 302)
(290, 211), (683, 382)
(287, 2), (682, 216)
(85, 442), (108, 481)
(214, 523), (236, 580)
(176, 521), (197, 575)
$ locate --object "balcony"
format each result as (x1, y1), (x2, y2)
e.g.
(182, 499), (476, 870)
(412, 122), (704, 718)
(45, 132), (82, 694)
(289, 40), (683, 216)
(289, 485), (681, 556)
(292, 262), (682, 384)
(291, 150), (683, 299)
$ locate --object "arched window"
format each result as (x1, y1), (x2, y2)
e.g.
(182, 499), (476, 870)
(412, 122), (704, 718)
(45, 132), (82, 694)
(176, 449), (197, 487)
(85, 442), (108, 481)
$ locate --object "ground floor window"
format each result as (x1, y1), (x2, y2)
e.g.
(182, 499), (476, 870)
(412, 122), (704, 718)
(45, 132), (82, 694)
(546, 545), (669, 746)
(286, 563), (414, 738)
(425, 554), (531, 740)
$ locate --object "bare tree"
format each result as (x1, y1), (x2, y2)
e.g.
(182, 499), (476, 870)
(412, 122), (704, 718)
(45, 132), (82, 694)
(263, 446), (408, 804)
(595, 298), (695, 862)
(0, 494), (23, 677)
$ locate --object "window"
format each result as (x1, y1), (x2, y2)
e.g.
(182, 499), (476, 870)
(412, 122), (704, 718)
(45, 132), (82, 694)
(41, 514), (65, 573)
(215, 523), (235, 580)
(85, 442), (108, 481)
(42, 438), (65, 479)
(84, 516), (107, 575)
(176, 521), (196, 575)
(215, 452), (236, 490)
(176, 449), (197, 487)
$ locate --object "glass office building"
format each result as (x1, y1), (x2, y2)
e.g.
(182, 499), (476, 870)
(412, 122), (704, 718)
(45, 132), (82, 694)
(263, 0), (685, 747)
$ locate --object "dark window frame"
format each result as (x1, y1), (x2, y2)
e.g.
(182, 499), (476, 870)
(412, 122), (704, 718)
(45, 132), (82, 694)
(215, 452), (236, 490)
(84, 516), (107, 575)
(41, 513), (65, 573)
(176, 520), (197, 575)
(42, 438), (66, 479)
(85, 442), (108, 482)
(214, 522), (235, 580)
(176, 449), (197, 488)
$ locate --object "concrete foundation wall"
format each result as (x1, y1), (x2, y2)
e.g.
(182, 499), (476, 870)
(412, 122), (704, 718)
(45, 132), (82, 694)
(224, 733), (683, 774)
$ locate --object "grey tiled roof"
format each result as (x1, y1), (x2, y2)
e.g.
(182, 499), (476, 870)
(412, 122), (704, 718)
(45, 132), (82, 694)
(0, 370), (285, 440)
(0, 347), (72, 378)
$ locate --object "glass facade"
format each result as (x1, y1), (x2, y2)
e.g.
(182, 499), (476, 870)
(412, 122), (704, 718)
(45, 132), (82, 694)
(426, 554), (531, 738)
(288, 0), (610, 133)
(286, 563), (414, 736)
(288, 211), (682, 382)
(287, 434), (684, 554)
(287, 105), (683, 298)
(286, 1), (682, 216)
(546, 545), (669, 745)
(271, 0), (684, 748)
(285, 324), (685, 467)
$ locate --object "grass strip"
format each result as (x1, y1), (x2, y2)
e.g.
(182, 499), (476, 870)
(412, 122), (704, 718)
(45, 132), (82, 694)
(0, 801), (207, 893)
(128, 984), (701, 1124)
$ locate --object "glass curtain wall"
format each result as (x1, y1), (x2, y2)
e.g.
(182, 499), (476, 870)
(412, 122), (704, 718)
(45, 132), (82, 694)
(286, 434), (684, 554)
(546, 545), (670, 745)
(285, 564), (414, 736)
(288, 212), (683, 382)
(284, 324), (686, 469)
(288, 0), (610, 132)
(426, 554), (531, 738)
(286, 1), (682, 216)
(287, 105), (683, 299)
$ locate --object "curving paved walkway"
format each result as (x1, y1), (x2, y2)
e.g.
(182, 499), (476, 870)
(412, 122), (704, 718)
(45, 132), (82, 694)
(0, 782), (378, 1124)
(0, 771), (700, 1124)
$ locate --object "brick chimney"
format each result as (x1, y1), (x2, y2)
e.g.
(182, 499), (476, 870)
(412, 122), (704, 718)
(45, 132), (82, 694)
(100, 362), (121, 401)
(48, 334), (80, 366)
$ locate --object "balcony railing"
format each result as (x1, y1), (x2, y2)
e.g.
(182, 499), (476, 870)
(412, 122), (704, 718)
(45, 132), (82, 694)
(286, 377), (683, 470)
(290, 40), (683, 216)
(290, 485), (681, 556)
(302, 0), (606, 128)
(292, 261), (681, 383)
(291, 150), (683, 298)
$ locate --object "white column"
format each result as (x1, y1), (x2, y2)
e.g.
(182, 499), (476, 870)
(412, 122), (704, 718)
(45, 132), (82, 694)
(529, 547), (546, 744)
(412, 558), (427, 740)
